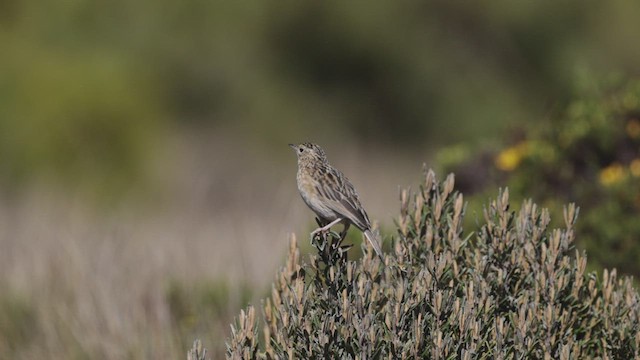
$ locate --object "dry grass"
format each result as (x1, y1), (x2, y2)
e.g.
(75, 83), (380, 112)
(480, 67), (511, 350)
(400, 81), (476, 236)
(0, 132), (420, 359)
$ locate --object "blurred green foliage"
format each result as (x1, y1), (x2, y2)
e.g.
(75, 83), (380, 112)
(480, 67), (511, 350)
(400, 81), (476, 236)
(0, 31), (164, 201)
(2, 0), (640, 199)
(0, 293), (37, 354)
(442, 76), (640, 278)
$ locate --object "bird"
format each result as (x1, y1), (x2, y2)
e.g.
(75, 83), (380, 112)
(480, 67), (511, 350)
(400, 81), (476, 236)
(289, 142), (383, 258)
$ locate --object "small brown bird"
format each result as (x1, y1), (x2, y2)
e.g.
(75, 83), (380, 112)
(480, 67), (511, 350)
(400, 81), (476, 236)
(289, 143), (383, 258)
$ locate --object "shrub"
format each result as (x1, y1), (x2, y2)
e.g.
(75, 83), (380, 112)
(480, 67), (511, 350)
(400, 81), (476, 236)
(223, 169), (639, 359)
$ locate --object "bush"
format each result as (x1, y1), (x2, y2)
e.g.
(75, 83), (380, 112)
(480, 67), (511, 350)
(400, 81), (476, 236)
(223, 170), (640, 359)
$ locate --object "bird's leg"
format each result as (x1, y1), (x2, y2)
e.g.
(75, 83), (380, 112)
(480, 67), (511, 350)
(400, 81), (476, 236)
(333, 219), (351, 249)
(339, 222), (351, 241)
(310, 218), (343, 237)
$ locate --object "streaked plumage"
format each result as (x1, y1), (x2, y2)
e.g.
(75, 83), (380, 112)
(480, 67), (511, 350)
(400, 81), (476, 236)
(289, 142), (383, 258)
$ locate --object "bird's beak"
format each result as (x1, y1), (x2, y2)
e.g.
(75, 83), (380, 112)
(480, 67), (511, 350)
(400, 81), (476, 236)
(288, 143), (297, 150)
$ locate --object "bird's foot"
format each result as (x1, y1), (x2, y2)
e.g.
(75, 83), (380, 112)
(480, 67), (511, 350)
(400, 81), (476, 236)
(310, 228), (342, 248)
(309, 218), (342, 243)
(310, 220), (344, 252)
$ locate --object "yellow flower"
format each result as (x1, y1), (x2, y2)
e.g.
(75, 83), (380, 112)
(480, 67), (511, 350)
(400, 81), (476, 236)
(599, 163), (625, 186)
(495, 142), (530, 172)
(626, 119), (640, 139)
(630, 159), (640, 177)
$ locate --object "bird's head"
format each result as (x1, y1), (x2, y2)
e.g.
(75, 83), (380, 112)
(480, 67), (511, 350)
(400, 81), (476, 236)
(289, 143), (327, 164)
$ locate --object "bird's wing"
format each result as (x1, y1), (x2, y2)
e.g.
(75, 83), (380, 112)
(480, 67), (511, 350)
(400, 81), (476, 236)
(315, 166), (371, 230)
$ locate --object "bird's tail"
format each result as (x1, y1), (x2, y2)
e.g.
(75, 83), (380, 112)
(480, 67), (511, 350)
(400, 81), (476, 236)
(364, 229), (383, 259)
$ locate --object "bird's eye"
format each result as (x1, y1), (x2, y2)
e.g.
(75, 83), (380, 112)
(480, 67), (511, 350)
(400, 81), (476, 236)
(298, 148), (303, 153)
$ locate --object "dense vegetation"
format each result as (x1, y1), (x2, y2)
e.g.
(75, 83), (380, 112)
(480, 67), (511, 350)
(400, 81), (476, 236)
(225, 171), (640, 359)
(442, 78), (640, 280)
